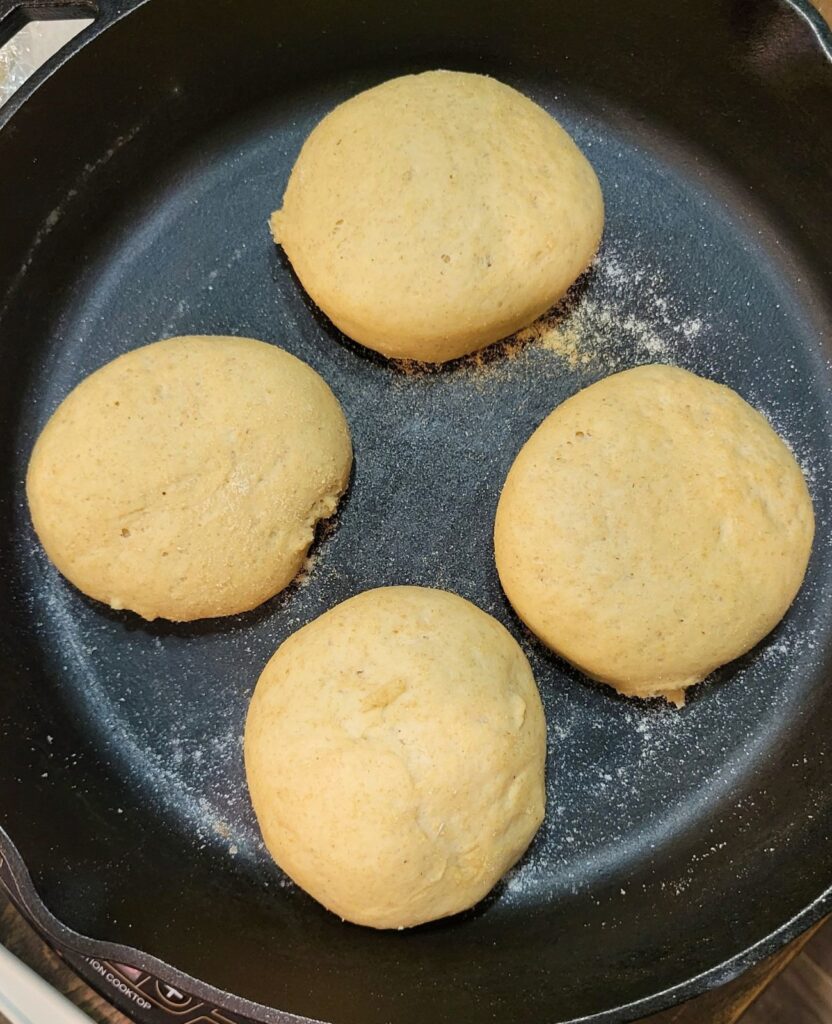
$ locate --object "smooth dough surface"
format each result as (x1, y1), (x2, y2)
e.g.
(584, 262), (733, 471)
(27, 336), (352, 621)
(244, 586), (546, 929)
(494, 365), (814, 705)
(270, 70), (604, 363)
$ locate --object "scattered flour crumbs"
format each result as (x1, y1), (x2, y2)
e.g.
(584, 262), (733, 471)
(389, 246), (706, 383)
(514, 249), (706, 370)
(501, 597), (825, 907)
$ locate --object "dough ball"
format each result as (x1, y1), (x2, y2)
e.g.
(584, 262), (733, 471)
(244, 586), (546, 929)
(494, 365), (814, 706)
(26, 336), (352, 621)
(270, 70), (604, 363)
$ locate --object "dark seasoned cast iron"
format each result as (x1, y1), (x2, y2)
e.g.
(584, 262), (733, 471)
(0, 1), (830, 1021)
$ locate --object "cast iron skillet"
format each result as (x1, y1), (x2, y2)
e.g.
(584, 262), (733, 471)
(0, 1), (830, 1022)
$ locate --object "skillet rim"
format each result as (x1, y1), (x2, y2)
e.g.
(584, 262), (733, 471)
(0, 0), (830, 1020)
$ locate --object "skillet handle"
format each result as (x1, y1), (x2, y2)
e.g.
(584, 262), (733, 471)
(0, 0), (141, 110)
(0, 0), (139, 23)
(0, 0), (139, 57)
(0, 0), (92, 48)
(0, 941), (93, 1024)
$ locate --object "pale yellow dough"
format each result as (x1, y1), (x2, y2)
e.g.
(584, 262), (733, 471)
(494, 365), (814, 705)
(244, 586), (546, 929)
(270, 70), (604, 363)
(26, 336), (352, 621)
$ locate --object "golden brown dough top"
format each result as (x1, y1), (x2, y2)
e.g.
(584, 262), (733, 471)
(495, 364), (814, 703)
(26, 335), (352, 621)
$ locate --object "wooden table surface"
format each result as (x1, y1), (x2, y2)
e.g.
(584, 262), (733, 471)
(2, 2), (831, 1024)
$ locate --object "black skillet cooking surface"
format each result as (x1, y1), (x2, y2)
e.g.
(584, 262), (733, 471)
(0, 1), (831, 1022)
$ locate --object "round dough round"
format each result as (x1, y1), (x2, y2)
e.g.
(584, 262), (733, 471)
(244, 586), (546, 929)
(494, 364), (814, 706)
(270, 70), (604, 364)
(26, 336), (352, 622)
